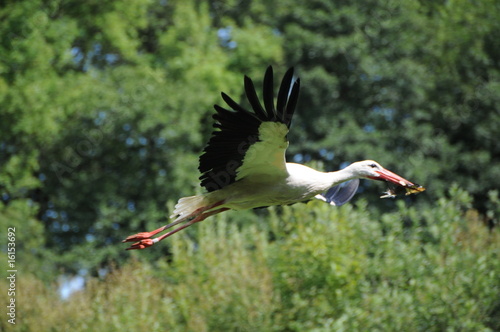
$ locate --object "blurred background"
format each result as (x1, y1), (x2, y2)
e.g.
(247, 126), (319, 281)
(0, 0), (499, 330)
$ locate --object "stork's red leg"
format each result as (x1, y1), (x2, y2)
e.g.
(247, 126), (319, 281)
(125, 207), (229, 250)
(122, 200), (225, 244)
(122, 219), (186, 243)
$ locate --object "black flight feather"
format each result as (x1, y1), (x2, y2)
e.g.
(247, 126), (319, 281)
(276, 68), (294, 123)
(263, 66), (276, 119)
(198, 66), (300, 192)
(244, 76), (267, 119)
(284, 79), (300, 127)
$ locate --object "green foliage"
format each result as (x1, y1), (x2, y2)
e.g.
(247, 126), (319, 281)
(1, 0), (283, 272)
(278, 0), (500, 213)
(1, 189), (498, 331)
(1, 0), (499, 330)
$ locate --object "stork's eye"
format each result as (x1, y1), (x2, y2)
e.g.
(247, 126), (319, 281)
(369, 163), (378, 168)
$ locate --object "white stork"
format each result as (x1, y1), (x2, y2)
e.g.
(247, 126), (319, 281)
(124, 66), (424, 250)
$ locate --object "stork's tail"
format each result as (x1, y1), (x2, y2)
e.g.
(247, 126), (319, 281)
(170, 195), (209, 222)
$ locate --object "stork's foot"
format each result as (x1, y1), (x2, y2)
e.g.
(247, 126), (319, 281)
(122, 225), (168, 243)
(125, 238), (158, 250)
(122, 232), (152, 243)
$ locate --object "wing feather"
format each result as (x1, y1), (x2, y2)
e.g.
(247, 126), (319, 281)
(276, 67), (294, 123)
(284, 79), (300, 126)
(315, 179), (360, 206)
(263, 66), (276, 119)
(199, 66), (300, 192)
(244, 76), (268, 119)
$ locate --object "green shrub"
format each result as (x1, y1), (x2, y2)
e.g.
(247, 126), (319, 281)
(1, 187), (498, 332)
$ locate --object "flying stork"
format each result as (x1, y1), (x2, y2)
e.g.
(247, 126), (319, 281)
(123, 66), (424, 250)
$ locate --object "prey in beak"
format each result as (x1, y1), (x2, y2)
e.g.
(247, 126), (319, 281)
(369, 168), (426, 199)
(380, 182), (426, 199)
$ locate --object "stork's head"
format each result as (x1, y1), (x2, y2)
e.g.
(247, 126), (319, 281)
(348, 160), (415, 187)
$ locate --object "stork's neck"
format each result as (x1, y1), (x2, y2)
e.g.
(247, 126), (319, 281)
(326, 166), (358, 187)
(285, 162), (360, 194)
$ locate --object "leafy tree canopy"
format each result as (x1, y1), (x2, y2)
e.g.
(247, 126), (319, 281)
(0, 0), (498, 273)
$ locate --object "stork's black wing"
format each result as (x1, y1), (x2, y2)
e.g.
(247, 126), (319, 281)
(199, 66), (300, 192)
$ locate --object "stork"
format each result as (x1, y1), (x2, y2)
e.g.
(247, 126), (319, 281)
(123, 66), (424, 250)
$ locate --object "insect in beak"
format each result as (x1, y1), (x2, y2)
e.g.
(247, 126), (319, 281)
(380, 182), (426, 199)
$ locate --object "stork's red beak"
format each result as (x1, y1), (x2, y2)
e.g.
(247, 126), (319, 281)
(369, 167), (426, 198)
(369, 168), (415, 187)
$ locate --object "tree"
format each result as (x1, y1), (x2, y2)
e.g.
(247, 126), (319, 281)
(273, 0), (500, 221)
(1, 0), (283, 272)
